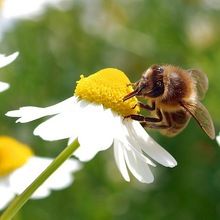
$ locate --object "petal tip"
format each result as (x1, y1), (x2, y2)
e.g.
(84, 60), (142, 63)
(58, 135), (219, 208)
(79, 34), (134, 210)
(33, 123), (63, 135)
(168, 160), (178, 168)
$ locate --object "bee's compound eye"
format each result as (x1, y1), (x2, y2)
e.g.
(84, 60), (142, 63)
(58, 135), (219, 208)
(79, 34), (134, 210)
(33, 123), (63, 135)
(151, 65), (164, 74)
(157, 67), (164, 74)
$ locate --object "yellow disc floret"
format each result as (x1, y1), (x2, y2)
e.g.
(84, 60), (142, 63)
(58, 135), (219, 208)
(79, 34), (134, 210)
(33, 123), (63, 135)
(0, 136), (33, 176)
(74, 68), (140, 116)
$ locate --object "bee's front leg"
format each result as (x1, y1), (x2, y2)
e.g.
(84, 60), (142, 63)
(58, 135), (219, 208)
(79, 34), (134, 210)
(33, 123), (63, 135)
(127, 83), (135, 87)
(126, 80), (140, 88)
(131, 101), (155, 111)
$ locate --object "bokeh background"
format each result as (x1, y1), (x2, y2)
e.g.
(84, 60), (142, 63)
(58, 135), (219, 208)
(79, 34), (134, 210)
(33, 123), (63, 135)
(1, 0), (220, 219)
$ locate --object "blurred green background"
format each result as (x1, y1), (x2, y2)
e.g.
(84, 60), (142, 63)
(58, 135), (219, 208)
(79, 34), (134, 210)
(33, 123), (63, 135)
(1, 0), (220, 219)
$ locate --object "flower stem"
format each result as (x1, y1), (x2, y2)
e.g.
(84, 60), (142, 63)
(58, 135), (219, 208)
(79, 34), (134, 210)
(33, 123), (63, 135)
(0, 139), (79, 220)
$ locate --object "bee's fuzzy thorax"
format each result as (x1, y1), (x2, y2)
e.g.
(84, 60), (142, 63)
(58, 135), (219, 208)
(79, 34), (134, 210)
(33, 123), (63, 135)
(161, 65), (194, 102)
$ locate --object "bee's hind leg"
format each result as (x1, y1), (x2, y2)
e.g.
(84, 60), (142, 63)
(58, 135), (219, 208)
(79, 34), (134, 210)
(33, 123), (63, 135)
(125, 109), (172, 130)
(125, 107), (162, 122)
(141, 112), (172, 129)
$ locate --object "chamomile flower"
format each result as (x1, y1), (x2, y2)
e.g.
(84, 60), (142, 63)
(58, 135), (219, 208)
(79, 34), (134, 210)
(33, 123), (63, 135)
(6, 68), (177, 183)
(0, 52), (18, 92)
(0, 136), (81, 210)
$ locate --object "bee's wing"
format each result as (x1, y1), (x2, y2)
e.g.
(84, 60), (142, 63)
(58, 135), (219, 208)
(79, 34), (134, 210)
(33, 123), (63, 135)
(181, 100), (215, 139)
(187, 69), (208, 100)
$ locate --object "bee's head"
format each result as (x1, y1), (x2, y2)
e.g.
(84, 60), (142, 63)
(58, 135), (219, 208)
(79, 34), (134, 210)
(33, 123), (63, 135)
(123, 65), (165, 101)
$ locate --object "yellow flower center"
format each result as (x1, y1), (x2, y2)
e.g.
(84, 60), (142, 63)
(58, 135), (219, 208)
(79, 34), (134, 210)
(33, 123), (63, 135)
(74, 68), (139, 116)
(0, 136), (33, 176)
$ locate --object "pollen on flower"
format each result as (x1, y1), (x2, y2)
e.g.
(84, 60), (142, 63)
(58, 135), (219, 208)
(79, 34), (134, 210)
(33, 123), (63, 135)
(0, 136), (33, 176)
(74, 68), (140, 116)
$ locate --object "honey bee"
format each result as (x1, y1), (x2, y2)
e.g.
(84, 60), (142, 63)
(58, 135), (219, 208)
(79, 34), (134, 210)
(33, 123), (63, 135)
(123, 64), (215, 139)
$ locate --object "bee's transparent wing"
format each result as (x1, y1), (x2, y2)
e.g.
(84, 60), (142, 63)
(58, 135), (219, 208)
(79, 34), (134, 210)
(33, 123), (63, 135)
(181, 100), (215, 139)
(187, 69), (208, 100)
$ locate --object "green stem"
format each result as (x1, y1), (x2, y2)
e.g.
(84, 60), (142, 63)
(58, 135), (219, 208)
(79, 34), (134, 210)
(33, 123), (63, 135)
(0, 139), (79, 220)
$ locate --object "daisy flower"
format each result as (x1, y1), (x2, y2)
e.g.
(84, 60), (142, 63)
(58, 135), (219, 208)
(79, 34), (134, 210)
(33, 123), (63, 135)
(0, 136), (81, 210)
(0, 52), (18, 92)
(6, 68), (177, 183)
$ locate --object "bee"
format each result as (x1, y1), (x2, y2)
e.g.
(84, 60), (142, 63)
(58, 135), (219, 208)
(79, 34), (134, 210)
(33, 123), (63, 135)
(123, 64), (215, 139)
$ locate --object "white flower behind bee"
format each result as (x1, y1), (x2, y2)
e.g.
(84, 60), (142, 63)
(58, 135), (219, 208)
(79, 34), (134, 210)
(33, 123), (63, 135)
(6, 68), (177, 183)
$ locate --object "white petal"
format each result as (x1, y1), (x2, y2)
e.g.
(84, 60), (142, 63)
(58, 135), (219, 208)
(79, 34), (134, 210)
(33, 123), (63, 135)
(34, 109), (78, 141)
(114, 115), (156, 167)
(126, 120), (177, 168)
(74, 102), (114, 162)
(9, 156), (81, 199)
(43, 173), (73, 190)
(38, 159), (81, 191)
(0, 52), (19, 68)
(31, 187), (50, 199)
(73, 144), (99, 162)
(8, 157), (52, 198)
(6, 96), (77, 123)
(0, 176), (15, 210)
(0, 186), (15, 210)
(68, 136), (76, 145)
(124, 147), (154, 183)
(0, 81), (10, 92)
(113, 139), (130, 181)
(77, 103), (114, 150)
(113, 117), (155, 183)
